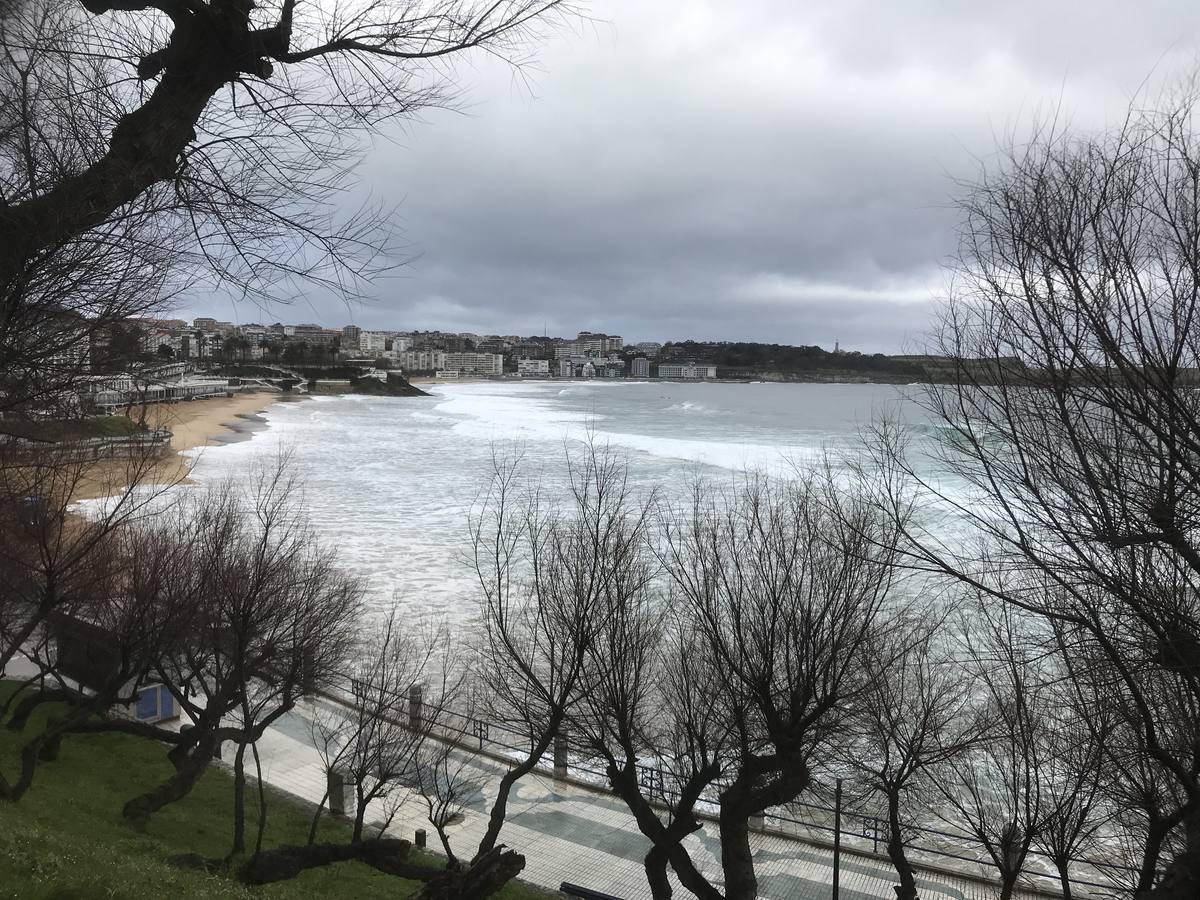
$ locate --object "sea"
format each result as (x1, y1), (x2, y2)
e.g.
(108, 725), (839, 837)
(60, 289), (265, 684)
(168, 380), (949, 627)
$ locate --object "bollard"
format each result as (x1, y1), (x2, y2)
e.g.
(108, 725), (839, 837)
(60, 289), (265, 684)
(415, 828), (427, 849)
(553, 734), (568, 779)
(328, 770), (350, 817)
(408, 683), (424, 731)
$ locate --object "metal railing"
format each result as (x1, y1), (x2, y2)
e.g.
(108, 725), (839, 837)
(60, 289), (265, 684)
(319, 671), (1135, 898)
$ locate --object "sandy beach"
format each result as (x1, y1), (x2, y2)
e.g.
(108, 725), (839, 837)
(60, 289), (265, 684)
(72, 391), (292, 501)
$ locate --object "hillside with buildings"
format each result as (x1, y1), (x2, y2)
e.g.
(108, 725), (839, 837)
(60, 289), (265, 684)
(124, 318), (942, 384)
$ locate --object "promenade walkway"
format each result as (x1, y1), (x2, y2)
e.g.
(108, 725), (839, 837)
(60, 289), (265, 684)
(255, 697), (1051, 900)
(5, 653), (1057, 899)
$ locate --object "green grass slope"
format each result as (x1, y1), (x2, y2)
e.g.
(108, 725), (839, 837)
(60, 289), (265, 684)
(0, 683), (553, 899)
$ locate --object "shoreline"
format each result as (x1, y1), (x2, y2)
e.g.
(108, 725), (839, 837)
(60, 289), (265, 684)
(72, 391), (301, 502)
(405, 375), (486, 386)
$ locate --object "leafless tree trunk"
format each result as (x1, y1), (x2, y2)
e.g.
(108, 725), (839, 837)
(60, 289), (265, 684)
(231, 734), (249, 856)
(667, 473), (906, 899)
(0, 0), (191, 414)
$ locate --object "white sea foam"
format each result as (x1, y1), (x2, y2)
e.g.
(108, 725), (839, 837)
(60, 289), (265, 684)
(589, 430), (820, 472)
(432, 383), (830, 473)
(110, 381), (944, 628)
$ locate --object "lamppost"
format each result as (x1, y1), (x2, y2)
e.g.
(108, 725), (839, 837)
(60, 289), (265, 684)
(833, 777), (844, 900)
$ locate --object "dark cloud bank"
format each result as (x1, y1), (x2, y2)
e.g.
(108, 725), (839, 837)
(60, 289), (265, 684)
(184, 1), (1200, 352)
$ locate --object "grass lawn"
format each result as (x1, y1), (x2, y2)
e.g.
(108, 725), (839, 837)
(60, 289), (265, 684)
(0, 683), (557, 899)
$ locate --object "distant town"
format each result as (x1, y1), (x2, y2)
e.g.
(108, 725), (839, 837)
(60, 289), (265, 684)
(122, 316), (934, 383)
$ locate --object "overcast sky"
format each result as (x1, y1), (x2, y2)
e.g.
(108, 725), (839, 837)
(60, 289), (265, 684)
(182, 1), (1200, 352)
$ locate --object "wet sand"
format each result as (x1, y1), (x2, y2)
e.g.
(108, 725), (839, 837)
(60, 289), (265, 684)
(71, 392), (297, 501)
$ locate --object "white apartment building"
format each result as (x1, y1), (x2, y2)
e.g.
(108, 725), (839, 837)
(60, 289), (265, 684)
(359, 331), (388, 353)
(559, 358), (574, 377)
(444, 352), (503, 376)
(517, 358), (551, 376)
(579, 335), (606, 355)
(658, 362), (717, 380)
(396, 349), (446, 371)
(631, 357), (650, 378)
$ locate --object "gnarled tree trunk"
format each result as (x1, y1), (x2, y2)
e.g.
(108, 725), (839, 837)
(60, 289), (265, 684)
(123, 731), (219, 827)
(886, 791), (918, 900)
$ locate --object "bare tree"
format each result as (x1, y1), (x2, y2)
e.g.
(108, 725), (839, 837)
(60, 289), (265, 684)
(0, 436), (170, 685)
(869, 85), (1200, 899)
(0, 505), (195, 800)
(848, 612), (984, 900)
(337, 616), (456, 844)
(1029, 627), (1121, 900)
(470, 443), (631, 860)
(279, 609), (524, 895)
(566, 468), (906, 900)
(83, 458), (366, 828)
(576, 590), (721, 900)
(0, 0), (580, 320)
(412, 706), (488, 867)
(1107, 721), (1191, 895)
(0, 0), (201, 412)
(933, 604), (1048, 900)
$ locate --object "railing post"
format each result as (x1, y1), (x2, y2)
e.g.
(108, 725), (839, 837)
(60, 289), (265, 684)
(833, 777), (843, 900)
(553, 733), (568, 778)
(408, 683), (423, 731)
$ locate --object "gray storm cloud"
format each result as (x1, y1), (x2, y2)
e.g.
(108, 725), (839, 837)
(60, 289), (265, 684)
(185, 1), (1200, 352)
